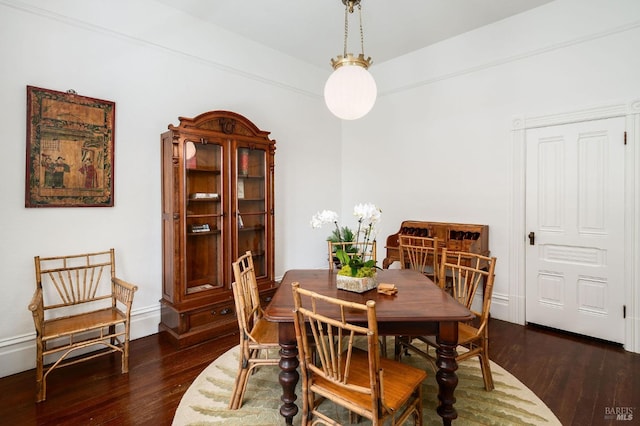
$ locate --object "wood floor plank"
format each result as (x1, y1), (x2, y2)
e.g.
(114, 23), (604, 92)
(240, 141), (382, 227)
(1, 320), (638, 425)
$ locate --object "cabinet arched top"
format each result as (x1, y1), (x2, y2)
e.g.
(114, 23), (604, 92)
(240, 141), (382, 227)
(168, 110), (274, 143)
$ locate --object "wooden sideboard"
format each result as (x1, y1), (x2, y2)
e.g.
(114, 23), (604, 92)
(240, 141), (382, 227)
(383, 220), (489, 268)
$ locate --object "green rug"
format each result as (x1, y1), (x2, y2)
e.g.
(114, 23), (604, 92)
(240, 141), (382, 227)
(173, 343), (561, 425)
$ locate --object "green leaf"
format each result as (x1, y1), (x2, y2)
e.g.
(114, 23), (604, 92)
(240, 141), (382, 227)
(363, 259), (377, 268)
(335, 249), (350, 266)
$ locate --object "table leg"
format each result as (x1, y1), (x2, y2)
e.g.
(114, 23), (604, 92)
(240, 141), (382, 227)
(278, 323), (299, 425)
(436, 321), (459, 425)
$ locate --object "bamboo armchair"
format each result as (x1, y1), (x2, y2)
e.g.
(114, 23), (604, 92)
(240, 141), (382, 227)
(328, 240), (377, 270)
(292, 281), (426, 425)
(229, 251), (280, 409)
(399, 249), (497, 391)
(28, 249), (138, 402)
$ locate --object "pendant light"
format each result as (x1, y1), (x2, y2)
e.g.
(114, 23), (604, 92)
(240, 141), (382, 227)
(324, 0), (377, 120)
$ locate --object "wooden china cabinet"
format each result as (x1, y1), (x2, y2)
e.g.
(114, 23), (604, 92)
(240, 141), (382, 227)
(159, 110), (277, 348)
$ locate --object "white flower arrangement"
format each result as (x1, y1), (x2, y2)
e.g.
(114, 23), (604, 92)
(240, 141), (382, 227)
(311, 202), (382, 277)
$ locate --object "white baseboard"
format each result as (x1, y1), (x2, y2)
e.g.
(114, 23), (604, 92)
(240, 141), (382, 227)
(489, 291), (511, 322)
(0, 304), (161, 378)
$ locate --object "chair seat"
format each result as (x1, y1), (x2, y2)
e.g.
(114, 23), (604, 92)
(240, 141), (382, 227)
(312, 348), (427, 413)
(250, 318), (279, 345)
(457, 321), (479, 345)
(422, 321), (478, 347)
(43, 307), (126, 340)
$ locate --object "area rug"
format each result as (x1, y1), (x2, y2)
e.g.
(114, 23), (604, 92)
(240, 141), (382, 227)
(173, 343), (561, 425)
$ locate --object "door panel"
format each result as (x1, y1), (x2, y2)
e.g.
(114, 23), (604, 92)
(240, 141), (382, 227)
(525, 117), (625, 343)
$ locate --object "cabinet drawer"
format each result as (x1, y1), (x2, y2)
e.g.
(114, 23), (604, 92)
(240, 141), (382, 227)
(447, 240), (463, 251)
(189, 302), (236, 329)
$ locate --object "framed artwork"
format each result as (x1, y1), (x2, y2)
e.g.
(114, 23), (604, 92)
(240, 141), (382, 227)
(25, 86), (115, 207)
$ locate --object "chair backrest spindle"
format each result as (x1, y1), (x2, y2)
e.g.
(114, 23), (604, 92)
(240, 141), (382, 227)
(399, 235), (440, 283)
(439, 248), (495, 311)
(37, 250), (117, 313)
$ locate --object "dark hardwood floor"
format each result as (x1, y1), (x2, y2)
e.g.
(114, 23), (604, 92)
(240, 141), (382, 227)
(1, 319), (638, 425)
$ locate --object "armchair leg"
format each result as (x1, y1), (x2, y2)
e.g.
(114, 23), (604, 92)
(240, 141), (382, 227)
(479, 338), (494, 391)
(36, 378), (45, 403)
(35, 345), (45, 402)
(479, 355), (494, 391)
(229, 366), (250, 409)
(122, 343), (129, 374)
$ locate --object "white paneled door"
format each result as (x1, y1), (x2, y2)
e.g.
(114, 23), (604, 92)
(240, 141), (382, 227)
(525, 117), (626, 343)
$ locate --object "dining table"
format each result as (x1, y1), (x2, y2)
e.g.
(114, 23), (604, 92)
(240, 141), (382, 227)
(263, 268), (474, 425)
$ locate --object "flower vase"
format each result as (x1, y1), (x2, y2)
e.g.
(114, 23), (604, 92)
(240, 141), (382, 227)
(336, 273), (378, 293)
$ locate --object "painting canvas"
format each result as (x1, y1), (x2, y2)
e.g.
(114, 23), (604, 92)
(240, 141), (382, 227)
(25, 86), (115, 207)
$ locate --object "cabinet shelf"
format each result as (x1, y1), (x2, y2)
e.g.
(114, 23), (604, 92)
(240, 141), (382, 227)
(188, 167), (221, 174)
(187, 230), (221, 237)
(189, 198), (220, 203)
(186, 283), (220, 294)
(238, 226), (264, 232)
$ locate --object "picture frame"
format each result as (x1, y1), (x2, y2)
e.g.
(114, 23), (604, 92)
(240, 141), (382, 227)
(25, 86), (115, 207)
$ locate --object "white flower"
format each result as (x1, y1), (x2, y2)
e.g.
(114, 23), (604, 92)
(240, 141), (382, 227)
(353, 203), (381, 223)
(310, 210), (339, 229)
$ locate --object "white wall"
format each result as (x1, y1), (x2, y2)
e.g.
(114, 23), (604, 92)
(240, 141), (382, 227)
(341, 0), (640, 345)
(0, 0), (343, 377)
(1, 0), (639, 377)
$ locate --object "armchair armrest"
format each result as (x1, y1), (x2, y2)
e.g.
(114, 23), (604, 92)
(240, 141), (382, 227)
(28, 288), (44, 334)
(113, 277), (138, 306)
(28, 288), (43, 313)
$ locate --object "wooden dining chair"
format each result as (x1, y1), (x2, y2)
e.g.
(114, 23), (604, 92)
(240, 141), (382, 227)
(395, 235), (440, 358)
(398, 235), (440, 284)
(291, 281), (426, 425)
(399, 249), (497, 391)
(328, 240), (376, 270)
(229, 251), (280, 409)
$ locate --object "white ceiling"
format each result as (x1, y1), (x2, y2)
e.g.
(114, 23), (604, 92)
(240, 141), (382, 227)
(156, 0), (553, 70)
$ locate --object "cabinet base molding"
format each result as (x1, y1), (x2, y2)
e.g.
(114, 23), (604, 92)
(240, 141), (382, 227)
(159, 299), (238, 348)
(159, 286), (277, 348)
(158, 319), (237, 349)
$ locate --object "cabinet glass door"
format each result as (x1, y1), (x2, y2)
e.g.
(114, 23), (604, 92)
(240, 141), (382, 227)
(184, 140), (224, 294)
(236, 147), (267, 279)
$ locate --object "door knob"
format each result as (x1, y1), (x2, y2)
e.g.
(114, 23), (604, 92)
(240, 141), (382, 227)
(528, 231), (535, 245)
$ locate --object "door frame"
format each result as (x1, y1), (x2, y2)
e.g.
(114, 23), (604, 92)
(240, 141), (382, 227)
(511, 100), (640, 353)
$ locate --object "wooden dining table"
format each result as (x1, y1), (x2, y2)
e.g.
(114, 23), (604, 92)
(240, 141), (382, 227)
(263, 268), (474, 425)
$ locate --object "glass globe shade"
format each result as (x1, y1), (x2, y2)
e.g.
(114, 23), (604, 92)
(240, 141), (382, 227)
(324, 64), (377, 120)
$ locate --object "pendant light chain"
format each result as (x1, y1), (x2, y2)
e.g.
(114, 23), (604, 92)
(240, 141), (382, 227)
(358, 3), (365, 56)
(342, 0), (365, 57)
(343, 2), (349, 57)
